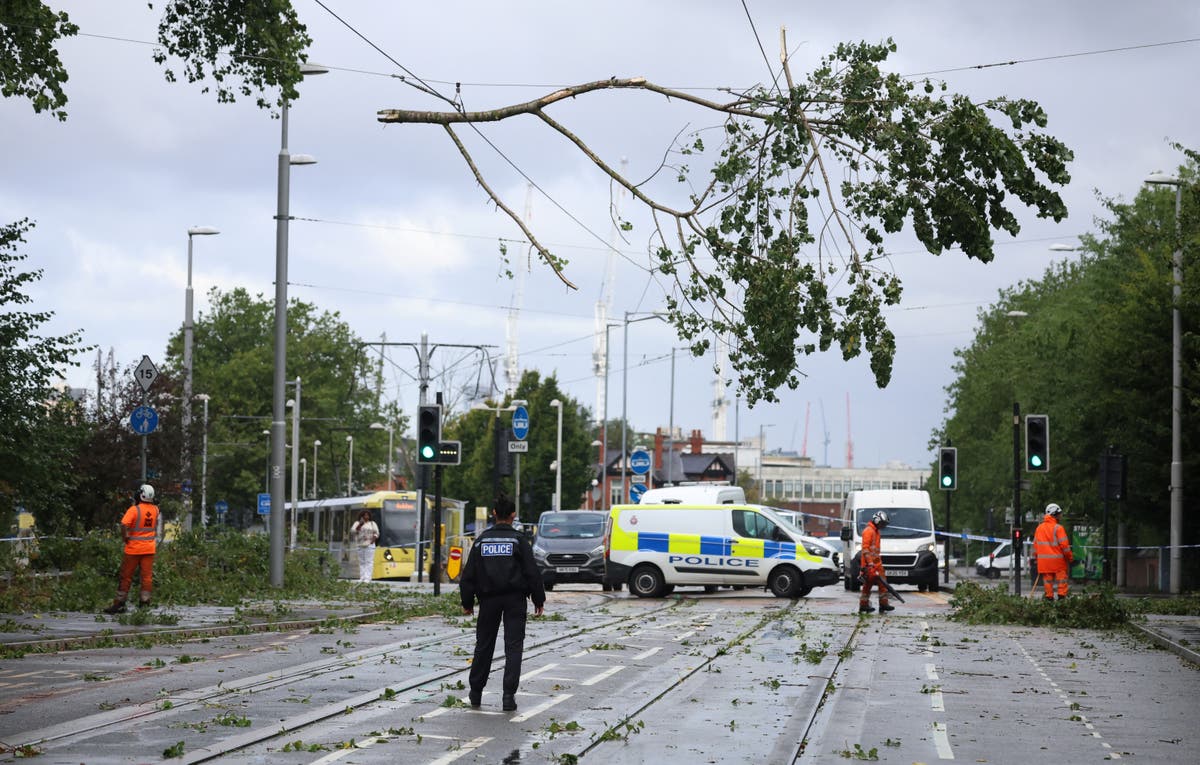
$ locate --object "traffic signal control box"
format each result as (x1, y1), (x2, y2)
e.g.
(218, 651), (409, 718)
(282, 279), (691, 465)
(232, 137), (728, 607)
(1025, 415), (1049, 472)
(938, 447), (957, 491)
(417, 405), (442, 464)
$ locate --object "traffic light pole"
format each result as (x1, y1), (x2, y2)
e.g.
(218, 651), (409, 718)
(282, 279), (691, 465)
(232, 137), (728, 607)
(943, 490), (951, 585)
(434, 461), (443, 596)
(1012, 402), (1022, 597)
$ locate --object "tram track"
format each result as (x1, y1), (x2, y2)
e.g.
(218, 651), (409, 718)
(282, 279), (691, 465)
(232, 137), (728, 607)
(12, 593), (681, 760)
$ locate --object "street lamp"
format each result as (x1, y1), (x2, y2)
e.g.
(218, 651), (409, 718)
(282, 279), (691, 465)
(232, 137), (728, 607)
(300, 457), (307, 501)
(1145, 171), (1185, 595)
(195, 393), (210, 527)
(312, 439), (321, 498)
(262, 430), (271, 493)
(758, 423), (776, 499)
(183, 226), (219, 531)
(370, 422), (395, 491)
(549, 399), (563, 511)
(270, 62), (328, 588)
(346, 434), (354, 497)
(621, 311), (667, 504)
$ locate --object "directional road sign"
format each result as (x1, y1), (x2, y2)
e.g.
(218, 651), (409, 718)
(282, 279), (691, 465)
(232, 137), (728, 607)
(629, 483), (647, 502)
(257, 493), (271, 515)
(134, 355), (159, 393)
(130, 405), (158, 434)
(214, 501), (229, 515)
(511, 405), (530, 440)
(629, 447), (651, 475)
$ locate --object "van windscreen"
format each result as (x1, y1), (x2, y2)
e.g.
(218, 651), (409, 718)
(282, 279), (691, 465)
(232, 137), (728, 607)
(536, 514), (604, 539)
(856, 507), (932, 539)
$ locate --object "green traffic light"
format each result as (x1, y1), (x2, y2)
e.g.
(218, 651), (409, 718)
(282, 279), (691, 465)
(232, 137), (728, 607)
(1030, 455), (1043, 468)
(420, 444), (436, 460)
(941, 475), (952, 487)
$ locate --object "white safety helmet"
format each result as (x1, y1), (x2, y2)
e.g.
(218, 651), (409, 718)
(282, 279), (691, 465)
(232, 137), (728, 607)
(1045, 502), (1062, 517)
(871, 510), (890, 527)
(138, 484), (155, 502)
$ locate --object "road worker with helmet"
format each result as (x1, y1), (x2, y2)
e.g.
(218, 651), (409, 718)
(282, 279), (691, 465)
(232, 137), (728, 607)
(859, 510), (895, 614)
(1034, 503), (1073, 600)
(103, 484), (161, 614)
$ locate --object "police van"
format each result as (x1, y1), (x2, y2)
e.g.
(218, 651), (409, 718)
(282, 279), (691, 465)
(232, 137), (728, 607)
(840, 489), (940, 592)
(637, 484), (745, 505)
(605, 503), (839, 598)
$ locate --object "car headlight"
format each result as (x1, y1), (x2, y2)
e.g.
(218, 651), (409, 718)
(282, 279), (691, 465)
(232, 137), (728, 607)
(918, 542), (937, 554)
(802, 542), (830, 557)
(590, 545), (605, 558)
(532, 544), (547, 560)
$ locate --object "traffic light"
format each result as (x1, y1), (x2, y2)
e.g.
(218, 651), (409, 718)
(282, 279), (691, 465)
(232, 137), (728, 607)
(1025, 415), (1049, 472)
(417, 405), (441, 463)
(938, 447), (957, 490)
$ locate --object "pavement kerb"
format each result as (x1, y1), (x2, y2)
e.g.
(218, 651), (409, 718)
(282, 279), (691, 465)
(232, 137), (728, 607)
(1, 609), (383, 654)
(1127, 619), (1200, 666)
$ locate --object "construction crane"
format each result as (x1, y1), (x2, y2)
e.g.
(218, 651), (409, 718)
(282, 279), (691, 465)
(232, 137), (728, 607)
(504, 184), (533, 397)
(593, 159), (627, 428)
(845, 392), (855, 469)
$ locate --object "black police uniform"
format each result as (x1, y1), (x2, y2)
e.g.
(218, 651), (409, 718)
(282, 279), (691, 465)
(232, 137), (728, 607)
(460, 521), (545, 707)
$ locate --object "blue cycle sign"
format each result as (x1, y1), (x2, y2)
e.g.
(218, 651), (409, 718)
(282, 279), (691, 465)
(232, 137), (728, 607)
(257, 493), (271, 515)
(511, 405), (530, 440)
(214, 501), (229, 515)
(629, 482), (648, 502)
(129, 405), (158, 434)
(629, 447), (651, 475)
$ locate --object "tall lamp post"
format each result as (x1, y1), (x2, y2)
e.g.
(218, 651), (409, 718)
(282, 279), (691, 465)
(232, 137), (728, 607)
(312, 439), (321, 498)
(183, 226), (219, 531)
(370, 422), (395, 491)
(621, 311), (666, 504)
(286, 382), (301, 551)
(1145, 172), (1185, 595)
(346, 435), (354, 497)
(300, 457), (307, 501)
(270, 63), (327, 588)
(195, 393), (210, 527)
(549, 399), (563, 511)
(758, 423), (775, 500)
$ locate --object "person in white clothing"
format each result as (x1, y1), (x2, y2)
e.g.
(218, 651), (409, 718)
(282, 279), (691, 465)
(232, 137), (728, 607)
(352, 510), (379, 583)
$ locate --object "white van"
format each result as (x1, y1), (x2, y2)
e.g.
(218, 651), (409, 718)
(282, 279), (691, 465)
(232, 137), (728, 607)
(637, 484), (745, 505)
(605, 503), (839, 598)
(840, 489), (940, 592)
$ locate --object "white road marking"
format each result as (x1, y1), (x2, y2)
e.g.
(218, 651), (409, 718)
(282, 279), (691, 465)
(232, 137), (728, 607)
(633, 646), (662, 661)
(930, 691), (945, 712)
(426, 736), (492, 765)
(932, 721), (954, 759)
(510, 693), (571, 722)
(673, 630), (696, 642)
(581, 666), (625, 686)
(520, 663), (558, 681)
(925, 663), (939, 680)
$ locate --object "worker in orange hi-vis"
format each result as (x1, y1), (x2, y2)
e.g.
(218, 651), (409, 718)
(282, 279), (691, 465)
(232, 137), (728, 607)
(858, 510), (895, 614)
(103, 484), (160, 614)
(1034, 503), (1073, 600)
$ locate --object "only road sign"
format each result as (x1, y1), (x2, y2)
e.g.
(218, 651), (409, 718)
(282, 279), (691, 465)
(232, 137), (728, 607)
(508, 440), (529, 453)
(511, 405), (530, 440)
(130, 405), (158, 434)
(629, 447), (651, 475)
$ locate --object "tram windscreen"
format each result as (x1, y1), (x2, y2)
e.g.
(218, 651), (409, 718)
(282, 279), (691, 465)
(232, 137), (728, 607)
(380, 498), (420, 547)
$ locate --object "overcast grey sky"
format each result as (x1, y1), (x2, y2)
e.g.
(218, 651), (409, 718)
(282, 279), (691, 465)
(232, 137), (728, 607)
(4, 1), (1197, 470)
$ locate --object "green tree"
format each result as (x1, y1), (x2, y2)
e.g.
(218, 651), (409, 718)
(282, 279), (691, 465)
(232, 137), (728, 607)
(161, 288), (393, 525)
(442, 372), (594, 524)
(932, 154), (1196, 569)
(0, 218), (90, 524)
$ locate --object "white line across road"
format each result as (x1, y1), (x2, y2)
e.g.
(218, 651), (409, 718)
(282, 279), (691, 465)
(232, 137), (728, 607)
(932, 721), (954, 759)
(581, 665), (625, 685)
(510, 693), (571, 723)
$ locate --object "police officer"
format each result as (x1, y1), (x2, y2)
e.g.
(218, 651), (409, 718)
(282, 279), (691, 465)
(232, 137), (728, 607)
(460, 493), (545, 711)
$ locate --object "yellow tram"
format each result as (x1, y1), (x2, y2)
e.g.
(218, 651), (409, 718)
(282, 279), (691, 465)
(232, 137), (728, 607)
(292, 490), (467, 581)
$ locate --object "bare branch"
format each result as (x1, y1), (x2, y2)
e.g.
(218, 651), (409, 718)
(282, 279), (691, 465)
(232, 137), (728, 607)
(441, 125), (577, 290)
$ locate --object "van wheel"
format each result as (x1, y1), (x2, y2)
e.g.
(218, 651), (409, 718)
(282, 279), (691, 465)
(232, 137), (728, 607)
(848, 561), (861, 592)
(602, 583), (612, 592)
(629, 565), (667, 598)
(917, 583), (927, 592)
(768, 566), (803, 598)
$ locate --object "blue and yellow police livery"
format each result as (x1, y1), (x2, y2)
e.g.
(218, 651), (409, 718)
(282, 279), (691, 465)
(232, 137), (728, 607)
(604, 503), (840, 598)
